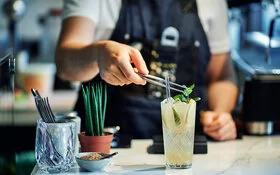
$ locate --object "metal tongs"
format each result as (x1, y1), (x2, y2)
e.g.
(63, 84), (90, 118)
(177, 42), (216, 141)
(137, 72), (185, 93)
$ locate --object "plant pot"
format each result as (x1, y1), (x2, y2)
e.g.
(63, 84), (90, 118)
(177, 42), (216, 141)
(78, 132), (113, 153)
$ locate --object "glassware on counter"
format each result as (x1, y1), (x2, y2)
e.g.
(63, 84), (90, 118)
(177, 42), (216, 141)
(161, 98), (196, 169)
(35, 119), (75, 173)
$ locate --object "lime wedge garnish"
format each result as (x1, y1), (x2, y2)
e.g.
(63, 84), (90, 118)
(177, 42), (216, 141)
(172, 107), (181, 125)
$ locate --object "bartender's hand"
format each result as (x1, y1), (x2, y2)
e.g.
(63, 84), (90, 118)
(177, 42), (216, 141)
(97, 41), (149, 86)
(200, 111), (236, 141)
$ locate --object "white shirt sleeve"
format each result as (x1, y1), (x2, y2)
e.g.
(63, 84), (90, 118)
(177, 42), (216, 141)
(62, 0), (121, 41)
(62, 0), (100, 24)
(197, 0), (230, 54)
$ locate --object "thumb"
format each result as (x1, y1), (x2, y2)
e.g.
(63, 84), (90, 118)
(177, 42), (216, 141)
(200, 111), (217, 126)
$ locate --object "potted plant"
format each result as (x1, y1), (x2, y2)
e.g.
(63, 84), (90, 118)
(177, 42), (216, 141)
(78, 82), (113, 153)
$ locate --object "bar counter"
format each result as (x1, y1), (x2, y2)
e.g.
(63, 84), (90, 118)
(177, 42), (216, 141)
(31, 135), (280, 175)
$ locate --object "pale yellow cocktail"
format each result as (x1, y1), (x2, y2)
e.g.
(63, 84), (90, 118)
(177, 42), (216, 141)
(161, 98), (196, 169)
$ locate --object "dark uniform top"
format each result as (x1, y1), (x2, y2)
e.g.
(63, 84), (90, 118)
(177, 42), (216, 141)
(74, 0), (211, 139)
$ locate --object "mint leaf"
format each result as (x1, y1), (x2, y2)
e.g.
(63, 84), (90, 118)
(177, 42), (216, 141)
(183, 84), (195, 97)
(172, 83), (201, 103)
(173, 94), (187, 102)
(193, 97), (201, 101)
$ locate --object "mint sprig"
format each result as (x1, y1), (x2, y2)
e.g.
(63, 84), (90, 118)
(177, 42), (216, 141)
(173, 84), (200, 103)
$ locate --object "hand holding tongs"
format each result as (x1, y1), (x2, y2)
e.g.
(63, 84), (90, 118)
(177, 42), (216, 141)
(137, 72), (185, 93)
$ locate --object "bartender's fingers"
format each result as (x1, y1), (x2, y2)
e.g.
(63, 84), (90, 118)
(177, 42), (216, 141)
(99, 60), (129, 86)
(111, 66), (132, 85)
(206, 118), (236, 141)
(200, 111), (218, 126)
(129, 48), (149, 74)
(111, 74), (127, 86)
(219, 123), (237, 141)
(203, 112), (231, 132)
(118, 48), (147, 85)
(102, 71), (126, 86)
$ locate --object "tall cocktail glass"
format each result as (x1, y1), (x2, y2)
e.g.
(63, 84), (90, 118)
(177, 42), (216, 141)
(161, 98), (196, 169)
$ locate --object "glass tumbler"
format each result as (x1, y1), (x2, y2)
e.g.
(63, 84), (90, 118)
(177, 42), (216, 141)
(161, 98), (196, 169)
(35, 119), (75, 173)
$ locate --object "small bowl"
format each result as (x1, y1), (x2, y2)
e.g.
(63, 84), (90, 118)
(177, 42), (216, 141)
(75, 152), (112, 172)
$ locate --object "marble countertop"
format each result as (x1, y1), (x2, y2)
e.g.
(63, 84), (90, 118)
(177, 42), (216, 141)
(31, 135), (280, 175)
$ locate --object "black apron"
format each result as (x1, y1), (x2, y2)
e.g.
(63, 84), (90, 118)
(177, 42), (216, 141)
(74, 0), (211, 139)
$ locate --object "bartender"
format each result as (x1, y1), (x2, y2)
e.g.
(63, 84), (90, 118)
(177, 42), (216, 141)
(55, 0), (238, 141)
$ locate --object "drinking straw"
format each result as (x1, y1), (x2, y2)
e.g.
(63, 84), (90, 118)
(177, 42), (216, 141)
(165, 75), (171, 103)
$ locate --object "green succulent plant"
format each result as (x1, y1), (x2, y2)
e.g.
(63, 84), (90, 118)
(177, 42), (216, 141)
(81, 82), (107, 136)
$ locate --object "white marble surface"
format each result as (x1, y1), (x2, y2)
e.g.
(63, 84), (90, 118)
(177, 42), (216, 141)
(31, 136), (280, 175)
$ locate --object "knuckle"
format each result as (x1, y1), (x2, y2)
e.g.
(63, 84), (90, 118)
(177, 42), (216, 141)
(114, 55), (123, 63)
(126, 72), (134, 80)
(102, 70), (111, 77)
(107, 64), (116, 72)
(216, 121), (222, 128)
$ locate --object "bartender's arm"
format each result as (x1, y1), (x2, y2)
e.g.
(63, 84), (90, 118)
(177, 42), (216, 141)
(199, 0), (238, 141)
(200, 53), (238, 141)
(55, 17), (148, 86)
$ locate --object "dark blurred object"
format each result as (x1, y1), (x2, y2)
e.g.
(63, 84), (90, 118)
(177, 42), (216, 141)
(147, 134), (207, 154)
(104, 126), (132, 148)
(0, 152), (15, 175)
(242, 76), (280, 135)
(0, 51), (15, 122)
(233, 44), (280, 135)
(2, 0), (26, 52)
(0, 51), (15, 87)
(227, 0), (261, 8)
(21, 40), (39, 59)
(0, 52), (16, 175)
(112, 134), (133, 148)
(54, 74), (75, 90)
